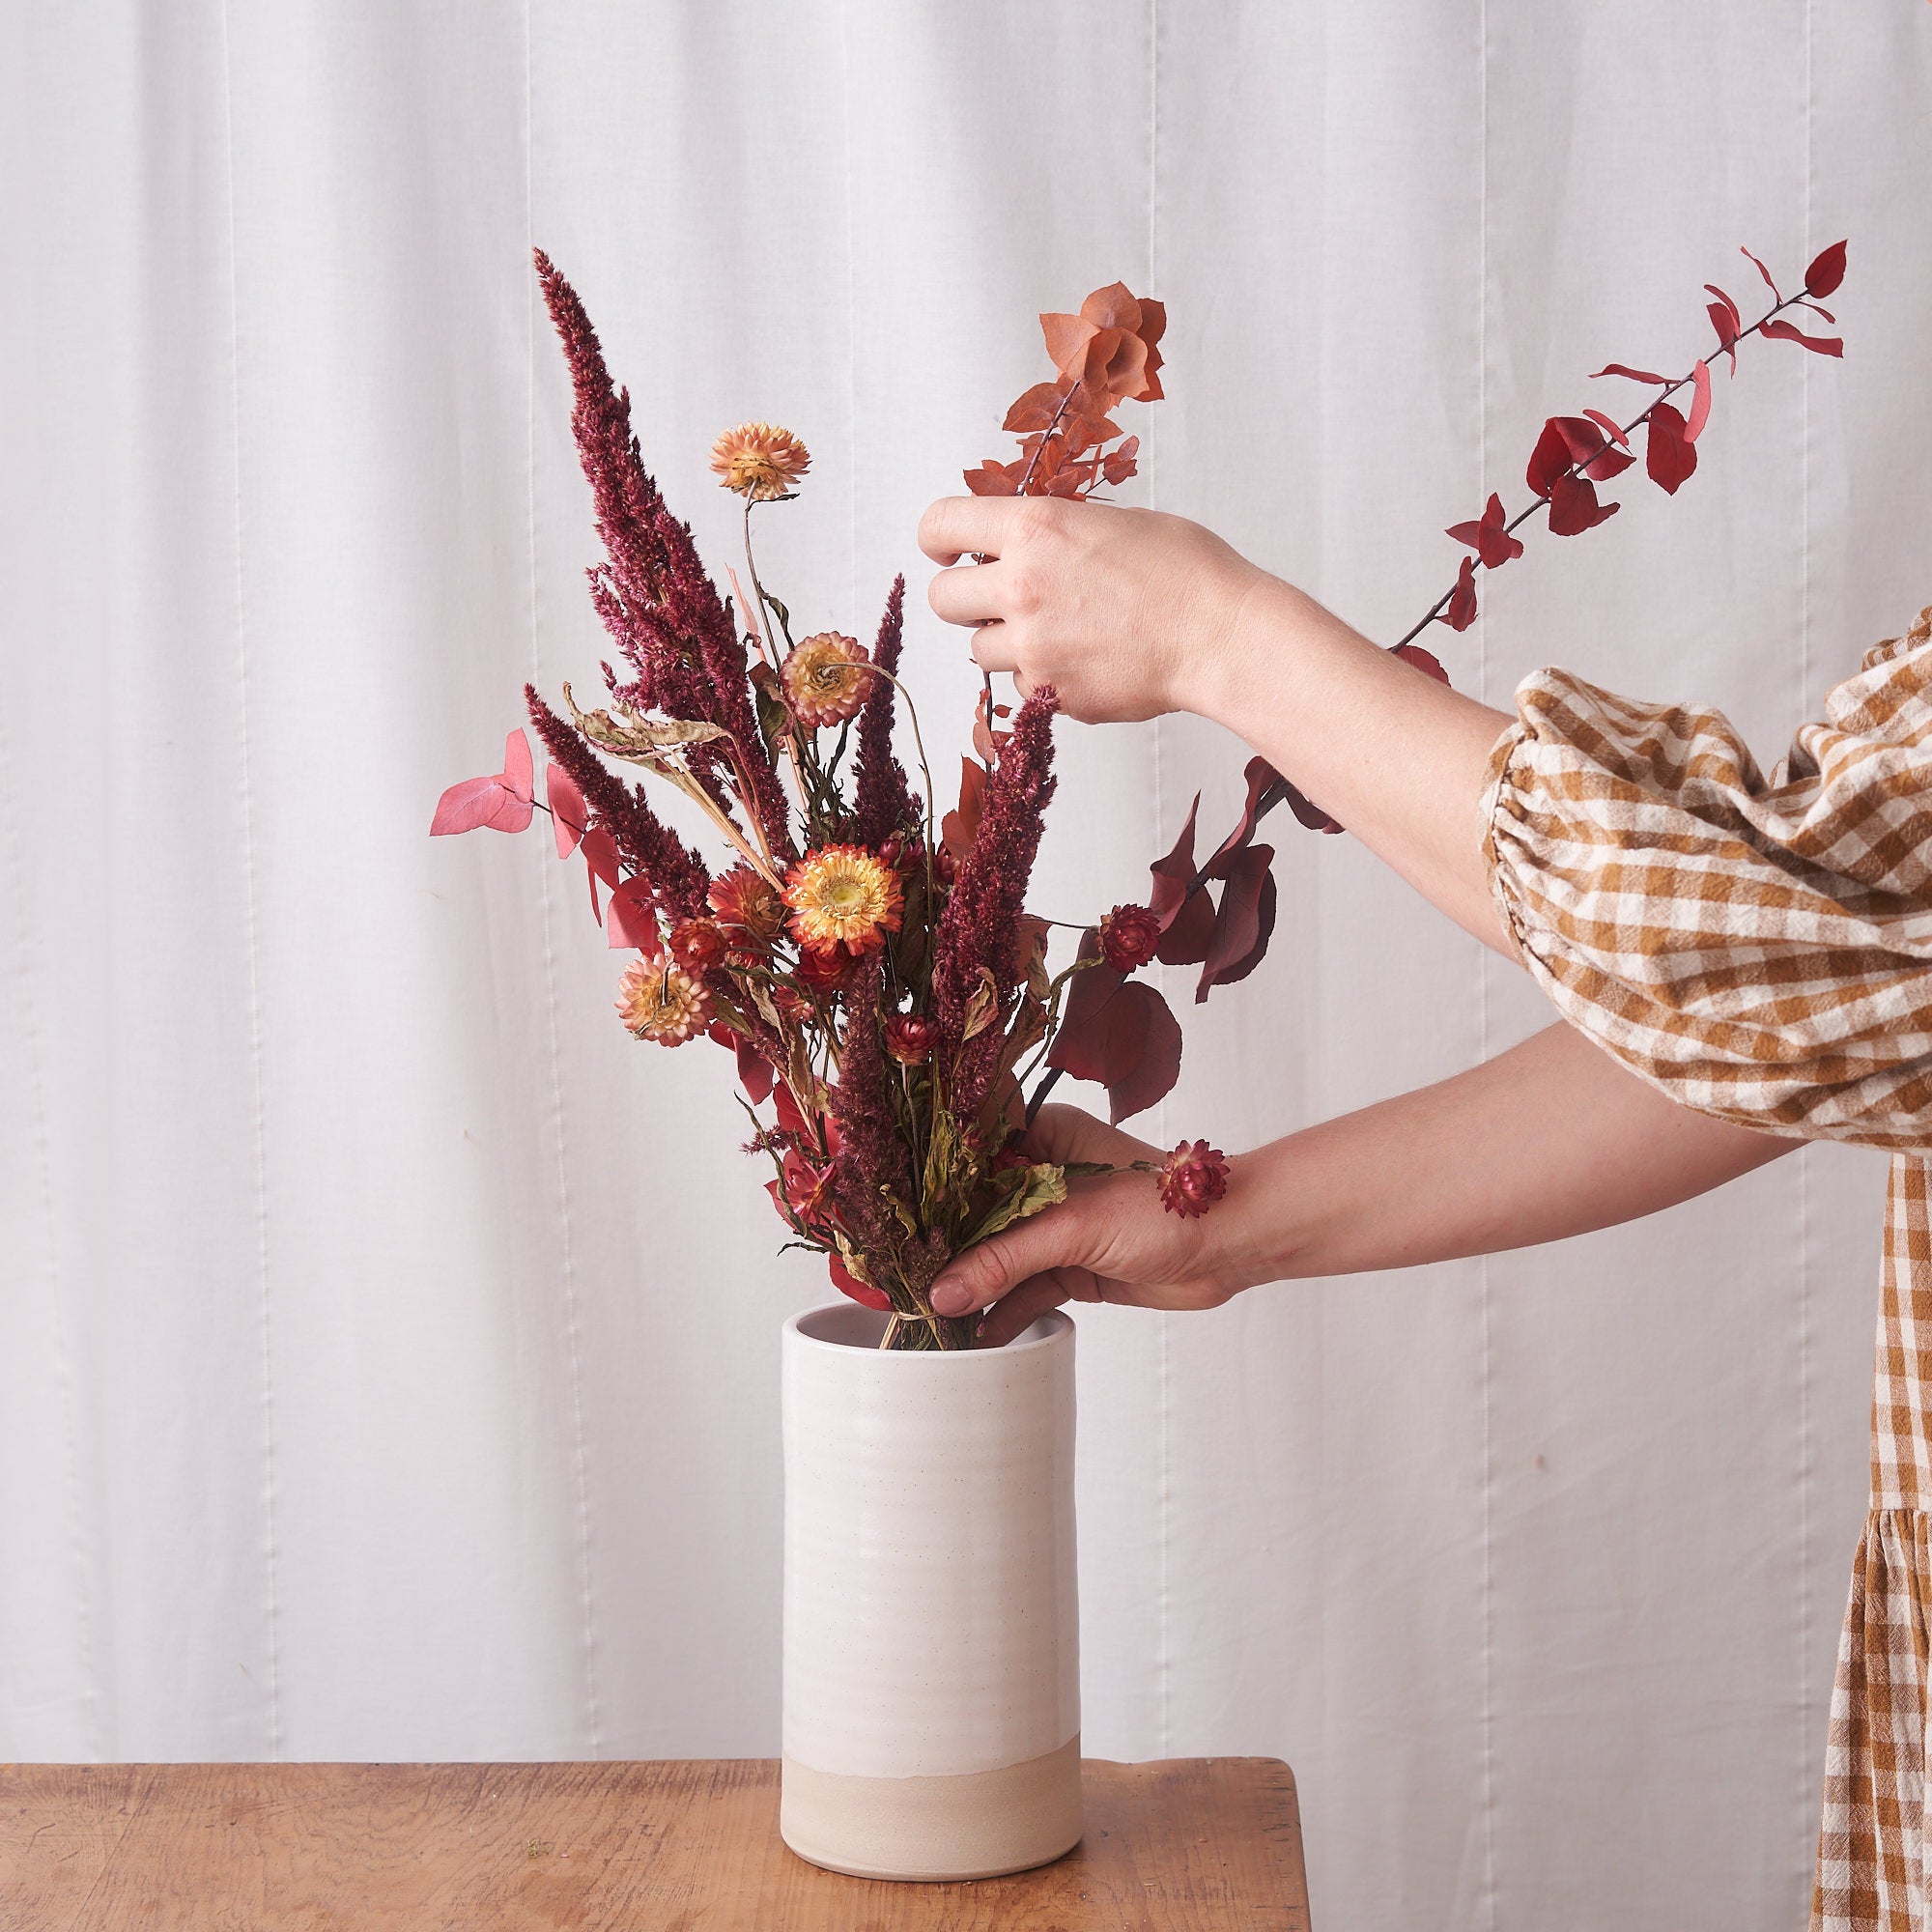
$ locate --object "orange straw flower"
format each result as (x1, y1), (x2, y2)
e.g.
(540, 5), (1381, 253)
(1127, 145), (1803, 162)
(710, 421), (811, 501)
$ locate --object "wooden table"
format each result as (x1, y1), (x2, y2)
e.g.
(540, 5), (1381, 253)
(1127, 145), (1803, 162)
(2, 1756), (1308, 1930)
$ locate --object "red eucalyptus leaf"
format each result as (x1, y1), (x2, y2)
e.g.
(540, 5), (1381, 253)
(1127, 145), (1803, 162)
(1155, 889), (1215, 966)
(963, 461), (1023, 497)
(1581, 444), (1635, 481)
(1552, 416), (1632, 484)
(1761, 317), (1844, 358)
(1801, 299), (1836, 325)
(1393, 642), (1452, 685)
(606, 876), (658, 950)
(1804, 240), (1848, 298)
(1685, 360), (1713, 442)
(1704, 285), (1744, 334)
(773, 1080), (811, 1143)
(1525, 419), (1573, 496)
(1441, 555), (1479, 630)
(1284, 781), (1343, 836)
(941, 757), (988, 861)
(1196, 845), (1277, 1002)
(1581, 410), (1631, 449)
(547, 762), (587, 858)
(430, 728), (536, 836)
(1004, 380), (1073, 434)
(1705, 303), (1740, 372)
(1547, 471), (1620, 534)
(1591, 363), (1671, 385)
(736, 1035), (776, 1105)
(1740, 245), (1781, 298)
(1148, 796), (1201, 927)
(1207, 757), (1282, 873)
(1100, 437), (1140, 487)
(827, 1253), (893, 1311)
(1046, 956), (1183, 1125)
(1446, 492), (1524, 569)
(1644, 401), (1697, 494)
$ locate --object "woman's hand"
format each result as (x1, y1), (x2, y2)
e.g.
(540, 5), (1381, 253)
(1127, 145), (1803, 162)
(931, 1103), (1248, 1349)
(919, 496), (1267, 724)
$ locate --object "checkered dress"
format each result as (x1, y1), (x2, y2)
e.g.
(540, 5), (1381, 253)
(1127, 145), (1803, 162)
(1480, 606), (1932, 1930)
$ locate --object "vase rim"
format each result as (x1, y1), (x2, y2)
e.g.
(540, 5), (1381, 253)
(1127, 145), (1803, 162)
(785, 1302), (1071, 1357)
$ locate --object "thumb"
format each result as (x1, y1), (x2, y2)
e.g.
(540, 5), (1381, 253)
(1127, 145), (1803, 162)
(930, 1206), (1093, 1317)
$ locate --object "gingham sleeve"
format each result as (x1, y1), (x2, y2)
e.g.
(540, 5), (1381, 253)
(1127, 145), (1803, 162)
(1481, 607), (1932, 1149)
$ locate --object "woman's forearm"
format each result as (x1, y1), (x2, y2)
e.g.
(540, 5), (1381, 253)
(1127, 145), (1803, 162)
(1195, 574), (1518, 957)
(1212, 1020), (1793, 1289)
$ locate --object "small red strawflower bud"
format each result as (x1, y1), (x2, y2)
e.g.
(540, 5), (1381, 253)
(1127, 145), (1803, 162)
(1156, 1139), (1230, 1218)
(668, 917), (727, 974)
(884, 1013), (936, 1065)
(794, 943), (857, 995)
(1099, 903), (1162, 973)
(773, 985), (811, 1024)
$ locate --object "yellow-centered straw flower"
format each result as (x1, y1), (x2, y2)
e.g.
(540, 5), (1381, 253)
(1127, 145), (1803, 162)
(710, 421), (811, 501)
(783, 845), (904, 956)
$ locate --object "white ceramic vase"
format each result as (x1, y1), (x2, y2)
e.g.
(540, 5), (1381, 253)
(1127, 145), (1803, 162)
(779, 1301), (1082, 1881)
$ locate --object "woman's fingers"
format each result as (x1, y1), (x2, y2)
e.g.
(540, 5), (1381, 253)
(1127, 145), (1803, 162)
(927, 558), (1009, 627)
(976, 1268), (1093, 1350)
(930, 1205), (1097, 1316)
(918, 495), (1023, 566)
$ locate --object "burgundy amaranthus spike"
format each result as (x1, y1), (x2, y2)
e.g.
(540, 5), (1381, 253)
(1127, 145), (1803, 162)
(851, 575), (920, 848)
(930, 688), (1060, 1113)
(534, 250), (793, 858)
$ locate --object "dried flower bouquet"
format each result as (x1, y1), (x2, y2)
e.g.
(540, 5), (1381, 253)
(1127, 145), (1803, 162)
(436, 260), (1252, 1350)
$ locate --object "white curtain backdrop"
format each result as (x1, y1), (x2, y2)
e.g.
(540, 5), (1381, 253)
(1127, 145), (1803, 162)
(6, 3), (1931, 1923)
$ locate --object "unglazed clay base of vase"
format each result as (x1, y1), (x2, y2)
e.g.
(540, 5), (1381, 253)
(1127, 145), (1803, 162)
(780, 1735), (1083, 1881)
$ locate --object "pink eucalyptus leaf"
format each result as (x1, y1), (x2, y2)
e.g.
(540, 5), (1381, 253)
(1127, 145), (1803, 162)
(1591, 362), (1672, 386)
(431, 728), (536, 835)
(1581, 409), (1632, 450)
(1685, 360), (1713, 442)
(547, 763), (587, 858)
(606, 876), (658, 951)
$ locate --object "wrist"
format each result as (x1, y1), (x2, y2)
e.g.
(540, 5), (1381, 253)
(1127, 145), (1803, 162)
(1192, 1149), (1287, 1298)
(1180, 572), (1359, 734)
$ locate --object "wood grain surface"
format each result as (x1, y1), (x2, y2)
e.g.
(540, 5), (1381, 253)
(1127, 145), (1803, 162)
(0, 1756), (1309, 1930)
